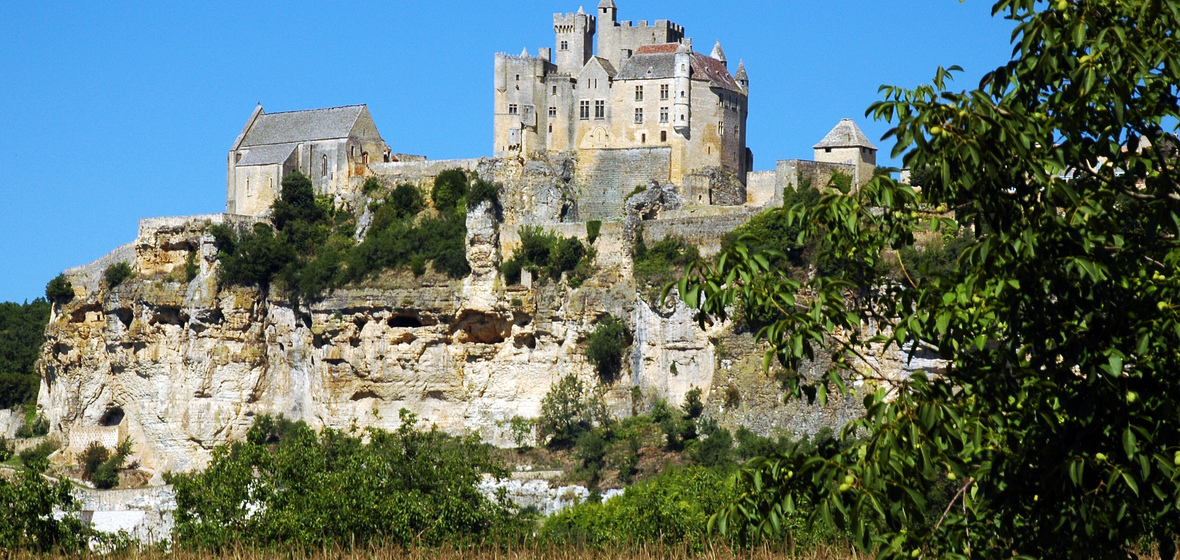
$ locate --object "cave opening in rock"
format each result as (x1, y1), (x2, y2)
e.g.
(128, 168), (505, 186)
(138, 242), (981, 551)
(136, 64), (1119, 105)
(388, 314), (424, 328)
(99, 407), (125, 426)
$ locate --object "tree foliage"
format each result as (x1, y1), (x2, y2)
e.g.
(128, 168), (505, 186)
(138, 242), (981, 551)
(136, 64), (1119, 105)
(45, 274), (74, 304)
(681, 2), (1180, 558)
(536, 374), (609, 449)
(585, 314), (630, 384)
(0, 299), (50, 409)
(168, 411), (525, 551)
(0, 464), (87, 552)
(102, 262), (133, 289)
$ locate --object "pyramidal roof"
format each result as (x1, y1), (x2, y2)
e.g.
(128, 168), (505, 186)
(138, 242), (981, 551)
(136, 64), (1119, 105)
(814, 118), (876, 150)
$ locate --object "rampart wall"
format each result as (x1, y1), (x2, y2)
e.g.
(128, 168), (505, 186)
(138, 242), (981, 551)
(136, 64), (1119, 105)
(575, 148), (671, 220)
(641, 206), (761, 258)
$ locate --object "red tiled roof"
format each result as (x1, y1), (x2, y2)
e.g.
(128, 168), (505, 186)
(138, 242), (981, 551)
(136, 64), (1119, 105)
(635, 43), (678, 54)
(690, 52), (741, 92)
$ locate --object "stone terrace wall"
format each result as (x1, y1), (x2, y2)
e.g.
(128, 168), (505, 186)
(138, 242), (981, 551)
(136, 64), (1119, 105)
(779, 159), (858, 199)
(575, 148), (671, 220)
(64, 243), (137, 298)
(640, 206), (762, 258)
(370, 158), (483, 186)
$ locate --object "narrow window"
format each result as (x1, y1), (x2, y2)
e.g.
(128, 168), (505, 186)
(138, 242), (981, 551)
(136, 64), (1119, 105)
(548, 123), (553, 133)
(552, 85), (557, 95)
(594, 100), (605, 119)
(515, 74), (520, 81)
(660, 84), (669, 100)
(508, 104), (519, 115)
(245, 177), (251, 196)
(362, 152), (369, 165)
(580, 100), (590, 120)
(560, 40), (568, 51)
(681, 90), (685, 98)
(635, 85), (643, 101)
(634, 108), (643, 124)
(322, 155), (328, 176)
(659, 107), (668, 123)
(660, 130), (667, 142)
(351, 145), (356, 158)
(235, 152), (242, 163)
(641, 133), (646, 143)
(549, 106), (557, 117)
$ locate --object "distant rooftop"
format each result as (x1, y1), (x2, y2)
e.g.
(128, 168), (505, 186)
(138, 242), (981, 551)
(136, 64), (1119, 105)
(814, 118), (876, 150)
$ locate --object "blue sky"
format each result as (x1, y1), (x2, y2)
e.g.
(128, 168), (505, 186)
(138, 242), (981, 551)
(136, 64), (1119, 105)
(0, 1), (1014, 303)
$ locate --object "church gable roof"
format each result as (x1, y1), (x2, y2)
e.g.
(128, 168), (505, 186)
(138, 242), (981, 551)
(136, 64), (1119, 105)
(814, 119), (877, 150)
(236, 142), (298, 166)
(241, 105), (367, 147)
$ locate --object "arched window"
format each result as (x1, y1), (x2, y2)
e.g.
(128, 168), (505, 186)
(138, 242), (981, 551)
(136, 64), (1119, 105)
(362, 152), (369, 165)
(322, 155), (328, 177)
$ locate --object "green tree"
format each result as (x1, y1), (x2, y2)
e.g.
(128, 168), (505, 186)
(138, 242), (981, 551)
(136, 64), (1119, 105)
(432, 169), (468, 211)
(585, 314), (629, 383)
(102, 261), (133, 288)
(168, 411), (522, 551)
(683, 2), (1180, 558)
(0, 463), (87, 552)
(45, 274), (74, 304)
(0, 299), (50, 409)
(536, 374), (608, 449)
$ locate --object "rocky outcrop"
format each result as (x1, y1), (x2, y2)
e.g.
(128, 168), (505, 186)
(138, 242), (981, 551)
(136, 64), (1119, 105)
(36, 205), (730, 473)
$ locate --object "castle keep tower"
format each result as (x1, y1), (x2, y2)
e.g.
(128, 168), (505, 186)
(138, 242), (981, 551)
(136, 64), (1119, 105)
(493, 1), (750, 198)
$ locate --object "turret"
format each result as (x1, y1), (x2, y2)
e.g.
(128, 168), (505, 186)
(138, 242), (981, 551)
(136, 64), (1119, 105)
(673, 39), (692, 134)
(598, 0), (617, 23)
(710, 40), (727, 68)
(734, 59), (748, 94)
(554, 8), (596, 75)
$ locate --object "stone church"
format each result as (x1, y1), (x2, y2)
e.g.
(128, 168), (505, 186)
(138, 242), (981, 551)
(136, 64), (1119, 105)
(226, 104), (390, 216)
(493, 0), (750, 187)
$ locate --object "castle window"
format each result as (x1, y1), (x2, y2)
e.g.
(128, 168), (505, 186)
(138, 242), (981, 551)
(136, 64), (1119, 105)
(515, 74), (520, 81)
(660, 107), (669, 123)
(661, 130), (667, 142)
(635, 86), (643, 101)
(322, 155), (328, 177)
(549, 106), (557, 117)
(552, 85), (557, 95)
(235, 152), (242, 163)
(560, 40), (568, 51)
(634, 108), (643, 124)
(351, 145), (356, 158)
(362, 152), (369, 165)
(580, 100), (590, 120)
(246, 177), (251, 196)
(508, 104), (519, 115)
(660, 84), (669, 100)
(825, 148), (832, 153)
(641, 133), (646, 143)
(594, 100), (605, 119)
(548, 124), (553, 133)
(681, 90), (685, 98)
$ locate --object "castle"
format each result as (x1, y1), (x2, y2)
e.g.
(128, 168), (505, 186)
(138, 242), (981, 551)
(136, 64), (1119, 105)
(493, 1), (749, 189)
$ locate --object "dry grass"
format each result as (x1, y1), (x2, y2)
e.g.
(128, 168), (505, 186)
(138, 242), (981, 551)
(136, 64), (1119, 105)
(0, 542), (859, 560)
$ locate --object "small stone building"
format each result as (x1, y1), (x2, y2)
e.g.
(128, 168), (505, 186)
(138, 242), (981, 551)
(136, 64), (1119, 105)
(227, 104), (391, 216)
(812, 118), (877, 187)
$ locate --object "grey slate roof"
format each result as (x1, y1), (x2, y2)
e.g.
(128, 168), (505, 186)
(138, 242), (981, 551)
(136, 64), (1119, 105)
(614, 46), (744, 93)
(241, 105), (364, 147)
(614, 52), (676, 80)
(237, 143), (298, 166)
(814, 119), (877, 150)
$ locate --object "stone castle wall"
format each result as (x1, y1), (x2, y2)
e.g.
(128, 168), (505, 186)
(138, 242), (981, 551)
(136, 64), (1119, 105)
(574, 148), (671, 220)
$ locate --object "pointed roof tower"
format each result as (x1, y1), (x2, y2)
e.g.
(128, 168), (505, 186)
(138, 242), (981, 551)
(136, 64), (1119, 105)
(710, 40), (727, 67)
(597, 0), (616, 8)
(734, 59), (748, 93)
(814, 119), (877, 150)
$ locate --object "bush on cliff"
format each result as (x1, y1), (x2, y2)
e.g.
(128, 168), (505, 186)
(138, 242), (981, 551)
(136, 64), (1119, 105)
(168, 410), (528, 551)
(632, 233), (698, 305)
(584, 314), (630, 384)
(45, 274), (74, 304)
(501, 225), (593, 286)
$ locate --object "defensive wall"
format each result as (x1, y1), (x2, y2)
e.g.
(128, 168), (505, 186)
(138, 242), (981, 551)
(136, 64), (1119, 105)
(574, 147), (671, 220)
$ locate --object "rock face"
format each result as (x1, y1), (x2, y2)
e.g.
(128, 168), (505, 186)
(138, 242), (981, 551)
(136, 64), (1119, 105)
(37, 200), (730, 473)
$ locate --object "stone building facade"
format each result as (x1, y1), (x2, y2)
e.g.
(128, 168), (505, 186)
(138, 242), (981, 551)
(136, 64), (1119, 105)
(493, 1), (750, 186)
(227, 104), (391, 216)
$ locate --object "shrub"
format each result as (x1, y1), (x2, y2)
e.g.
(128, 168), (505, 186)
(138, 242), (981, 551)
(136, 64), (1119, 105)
(575, 428), (608, 487)
(537, 374), (609, 449)
(168, 410), (525, 550)
(183, 250), (199, 282)
(617, 434), (641, 483)
(690, 418), (734, 468)
(0, 436), (10, 462)
(632, 234), (699, 304)
(410, 254), (426, 277)
(45, 274), (74, 304)
(15, 412), (48, 439)
(586, 220), (602, 244)
(80, 442), (110, 480)
(682, 387), (704, 419)
(103, 262), (133, 288)
(19, 438), (59, 470)
(503, 226), (591, 285)
(361, 177), (382, 196)
(467, 178), (500, 210)
(828, 169), (853, 193)
(500, 258), (523, 285)
(389, 183), (424, 218)
(585, 314), (629, 384)
(508, 415), (534, 449)
(540, 465), (736, 547)
(0, 463), (88, 551)
(432, 169), (468, 211)
(91, 461), (119, 489)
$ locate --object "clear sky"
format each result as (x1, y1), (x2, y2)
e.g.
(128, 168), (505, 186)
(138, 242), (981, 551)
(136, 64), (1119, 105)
(0, 0), (1014, 303)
